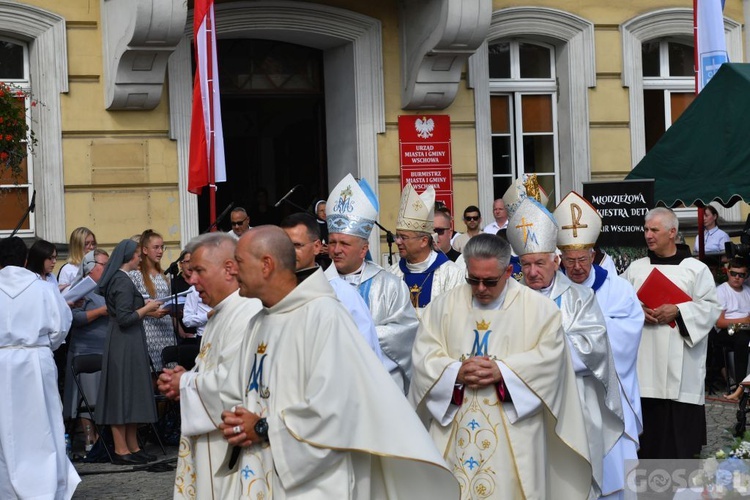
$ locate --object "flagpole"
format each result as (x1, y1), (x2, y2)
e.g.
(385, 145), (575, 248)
(206, 4), (217, 228)
(694, 0), (705, 259)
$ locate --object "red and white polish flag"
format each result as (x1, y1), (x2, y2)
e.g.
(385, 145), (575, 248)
(188, 0), (226, 194)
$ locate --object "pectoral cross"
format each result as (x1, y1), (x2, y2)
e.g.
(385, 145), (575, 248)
(562, 203), (588, 237)
(409, 284), (421, 308)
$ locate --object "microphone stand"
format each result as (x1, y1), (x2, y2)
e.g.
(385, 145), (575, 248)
(203, 202), (235, 234)
(10, 190), (36, 237)
(373, 221), (395, 266)
(166, 265), (181, 345)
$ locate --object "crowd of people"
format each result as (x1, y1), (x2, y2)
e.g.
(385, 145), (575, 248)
(0, 171), (741, 499)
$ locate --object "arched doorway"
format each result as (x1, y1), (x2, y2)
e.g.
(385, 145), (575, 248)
(170, 2), (384, 248)
(195, 39), (328, 230)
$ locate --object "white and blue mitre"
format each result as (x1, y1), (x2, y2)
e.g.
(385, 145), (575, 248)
(502, 173), (550, 220)
(326, 173), (379, 239)
(506, 198), (558, 256)
(554, 191), (602, 250)
(396, 183), (435, 233)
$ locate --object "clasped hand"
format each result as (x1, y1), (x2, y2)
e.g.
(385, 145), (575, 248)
(219, 406), (263, 447)
(456, 356), (502, 389)
(156, 365), (186, 400)
(643, 304), (679, 325)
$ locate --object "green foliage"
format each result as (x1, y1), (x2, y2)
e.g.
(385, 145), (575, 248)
(0, 82), (37, 181)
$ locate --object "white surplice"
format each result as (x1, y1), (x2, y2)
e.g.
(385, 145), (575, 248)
(622, 257), (721, 405)
(410, 279), (593, 500)
(176, 290), (262, 499)
(0, 266), (79, 500)
(187, 269), (458, 499)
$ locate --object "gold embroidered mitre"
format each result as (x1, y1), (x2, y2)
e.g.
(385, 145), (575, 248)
(506, 198), (559, 256)
(502, 174), (550, 220)
(396, 182), (435, 233)
(553, 191), (602, 250)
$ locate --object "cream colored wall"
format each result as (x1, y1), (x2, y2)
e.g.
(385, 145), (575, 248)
(22, 0), (181, 262)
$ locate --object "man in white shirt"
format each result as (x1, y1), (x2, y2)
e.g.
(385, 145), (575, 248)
(227, 207), (251, 240)
(482, 198), (509, 234)
(715, 258), (750, 401)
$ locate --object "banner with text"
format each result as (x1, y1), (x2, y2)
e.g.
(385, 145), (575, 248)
(399, 115), (453, 216)
(582, 179), (654, 247)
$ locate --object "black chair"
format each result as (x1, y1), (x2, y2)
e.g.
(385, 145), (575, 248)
(161, 344), (200, 371)
(70, 354), (114, 463)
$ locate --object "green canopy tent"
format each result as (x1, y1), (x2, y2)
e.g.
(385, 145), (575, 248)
(626, 63), (750, 208)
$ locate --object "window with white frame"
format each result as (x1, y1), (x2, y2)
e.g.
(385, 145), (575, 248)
(0, 37), (33, 235)
(641, 38), (695, 152)
(488, 40), (559, 201)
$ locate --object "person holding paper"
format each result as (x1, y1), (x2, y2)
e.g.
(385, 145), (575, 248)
(96, 239), (163, 465)
(623, 207), (722, 459)
(62, 249), (110, 453)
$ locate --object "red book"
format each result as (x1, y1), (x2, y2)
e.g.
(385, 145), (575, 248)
(637, 268), (692, 327)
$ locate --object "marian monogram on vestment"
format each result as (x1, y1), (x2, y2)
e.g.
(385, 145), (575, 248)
(247, 342), (270, 398)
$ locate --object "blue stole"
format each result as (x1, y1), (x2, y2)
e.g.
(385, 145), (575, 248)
(559, 264), (608, 292)
(591, 265), (608, 292)
(510, 255), (523, 282)
(398, 252), (450, 308)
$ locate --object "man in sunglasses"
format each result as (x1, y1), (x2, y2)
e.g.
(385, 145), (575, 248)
(451, 205), (482, 253)
(555, 191), (644, 498)
(410, 233), (593, 499)
(507, 197), (624, 498)
(227, 207), (251, 239)
(713, 258), (750, 402)
(433, 211), (460, 262)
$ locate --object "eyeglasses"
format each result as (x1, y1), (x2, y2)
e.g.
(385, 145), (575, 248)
(434, 227), (451, 235)
(150, 245), (165, 251)
(465, 275), (502, 288)
(231, 218), (249, 227)
(562, 257), (590, 267)
(94, 261), (107, 267)
(464, 216), (480, 222)
(395, 233), (423, 242)
(729, 271), (747, 278)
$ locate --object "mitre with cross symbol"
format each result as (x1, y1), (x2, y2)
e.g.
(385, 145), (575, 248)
(506, 197), (559, 256)
(553, 191), (602, 250)
(396, 182), (435, 233)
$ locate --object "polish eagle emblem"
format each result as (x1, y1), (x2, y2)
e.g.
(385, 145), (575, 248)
(414, 116), (435, 139)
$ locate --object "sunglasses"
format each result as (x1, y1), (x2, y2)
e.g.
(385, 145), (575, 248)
(465, 275), (501, 288)
(464, 216), (480, 221)
(434, 227), (451, 235)
(729, 271), (747, 278)
(231, 218), (248, 226)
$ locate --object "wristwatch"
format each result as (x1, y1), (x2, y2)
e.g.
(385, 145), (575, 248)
(254, 417), (269, 441)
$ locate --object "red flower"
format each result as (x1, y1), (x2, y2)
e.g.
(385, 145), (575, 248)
(0, 152), (8, 161)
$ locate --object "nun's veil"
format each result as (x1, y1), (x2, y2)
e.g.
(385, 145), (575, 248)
(98, 239), (138, 295)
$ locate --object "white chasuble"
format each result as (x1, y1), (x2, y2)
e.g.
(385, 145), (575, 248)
(175, 291), (262, 499)
(218, 269), (459, 499)
(410, 280), (592, 500)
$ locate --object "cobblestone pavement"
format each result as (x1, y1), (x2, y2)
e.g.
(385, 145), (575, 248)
(72, 442), (178, 500)
(69, 396), (743, 499)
